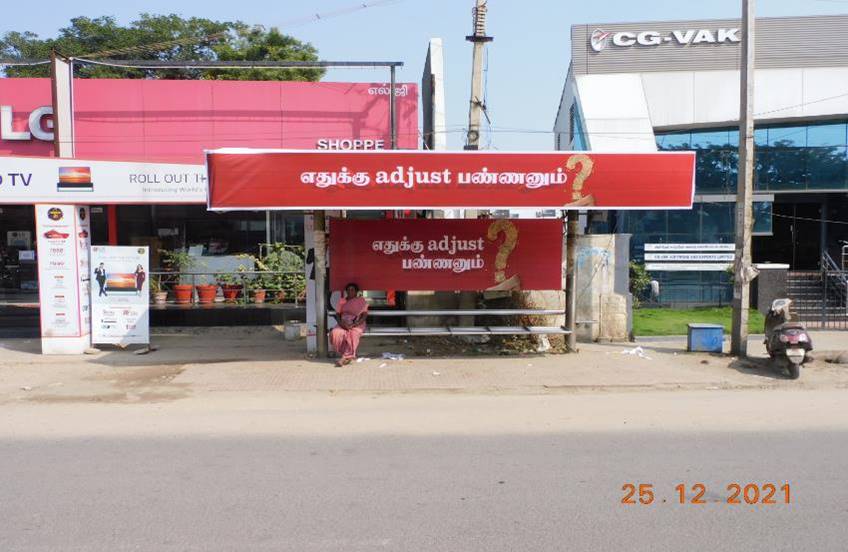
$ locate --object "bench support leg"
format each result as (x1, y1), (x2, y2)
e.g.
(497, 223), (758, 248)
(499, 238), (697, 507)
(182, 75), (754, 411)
(314, 210), (329, 358)
(565, 210), (579, 352)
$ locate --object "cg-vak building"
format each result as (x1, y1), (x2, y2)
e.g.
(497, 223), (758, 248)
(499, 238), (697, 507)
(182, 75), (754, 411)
(555, 15), (848, 304)
(0, 77), (418, 298)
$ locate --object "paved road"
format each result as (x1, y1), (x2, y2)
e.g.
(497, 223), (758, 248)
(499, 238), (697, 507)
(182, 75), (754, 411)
(1, 391), (846, 551)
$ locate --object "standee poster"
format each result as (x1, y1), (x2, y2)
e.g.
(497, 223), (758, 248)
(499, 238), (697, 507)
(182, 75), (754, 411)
(35, 204), (91, 354)
(90, 246), (150, 345)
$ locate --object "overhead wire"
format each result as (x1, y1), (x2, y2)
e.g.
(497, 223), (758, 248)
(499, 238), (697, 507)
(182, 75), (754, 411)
(80, 0), (409, 60)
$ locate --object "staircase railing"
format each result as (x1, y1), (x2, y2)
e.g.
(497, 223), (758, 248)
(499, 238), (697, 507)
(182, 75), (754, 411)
(822, 251), (848, 317)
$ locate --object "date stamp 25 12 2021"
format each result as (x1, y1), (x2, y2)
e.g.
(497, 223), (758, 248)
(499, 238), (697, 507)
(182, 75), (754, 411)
(621, 483), (791, 505)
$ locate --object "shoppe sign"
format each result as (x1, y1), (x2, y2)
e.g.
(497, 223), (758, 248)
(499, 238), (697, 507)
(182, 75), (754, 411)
(206, 149), (696, 210)
(0, 155), (206, 204)
(329, 219), (563, 291)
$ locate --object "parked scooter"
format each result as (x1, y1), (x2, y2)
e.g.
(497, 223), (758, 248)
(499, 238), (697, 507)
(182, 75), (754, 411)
(764, 299), (813, 379)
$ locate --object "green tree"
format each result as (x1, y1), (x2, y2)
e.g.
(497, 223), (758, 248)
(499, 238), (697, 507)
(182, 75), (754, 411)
(1, 13), (323, 81)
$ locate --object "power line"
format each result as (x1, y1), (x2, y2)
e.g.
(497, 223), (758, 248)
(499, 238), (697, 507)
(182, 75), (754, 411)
(82, 0), (409, 59)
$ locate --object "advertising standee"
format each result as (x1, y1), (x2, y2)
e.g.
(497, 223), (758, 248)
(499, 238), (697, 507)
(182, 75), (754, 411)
(90, 246), (150, 346)
(35, 204), (91, 354)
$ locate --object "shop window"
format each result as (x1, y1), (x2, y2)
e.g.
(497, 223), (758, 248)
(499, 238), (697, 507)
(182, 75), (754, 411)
(667, 209), (699, 242)
(656, 132), (690, 150)
(806, 123), (847, 147)
(752, 201), (773, 235)
(767, 148), (807, 190)
(691, 130), (732, 148)
(570, 104), (588, 151)
(768, 126), (805, 148)
(696, 149), (734, 193)
(806, 146), (848, 190)
(700, 203), (734, 243)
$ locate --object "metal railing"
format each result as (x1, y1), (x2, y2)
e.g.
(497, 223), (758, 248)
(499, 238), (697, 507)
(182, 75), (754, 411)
(640, 283), (731, 307)
(149, 270), (306, 307)
(822, 252), (848, 317)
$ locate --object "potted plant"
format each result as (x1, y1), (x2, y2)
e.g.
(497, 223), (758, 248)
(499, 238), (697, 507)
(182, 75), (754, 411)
(249, 276), (268, 304)
(254, 244), (307, 305)
(149, 276), (168, 305)
(217, 272), (243, 303)
(160, 249), (197, 304)
(196, 281), (218, 304)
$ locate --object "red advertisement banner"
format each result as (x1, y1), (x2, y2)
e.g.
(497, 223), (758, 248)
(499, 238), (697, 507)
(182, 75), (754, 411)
(329, 219), (563, 292)
(206, 149), (695, 210)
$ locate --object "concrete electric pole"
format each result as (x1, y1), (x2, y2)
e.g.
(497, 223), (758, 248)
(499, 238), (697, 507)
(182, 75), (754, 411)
(465, 0), (492, 151)
(458, 0), (493, 322)
(731, 0), (756, 357)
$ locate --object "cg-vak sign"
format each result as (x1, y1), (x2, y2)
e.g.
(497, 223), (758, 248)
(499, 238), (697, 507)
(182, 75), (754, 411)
(329, 219), (563, 292)
(590, 27), (741, 52)
(206, 149), (696, 210)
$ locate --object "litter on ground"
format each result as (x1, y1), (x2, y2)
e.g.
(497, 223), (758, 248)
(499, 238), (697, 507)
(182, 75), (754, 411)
(620, 346), (652, 360)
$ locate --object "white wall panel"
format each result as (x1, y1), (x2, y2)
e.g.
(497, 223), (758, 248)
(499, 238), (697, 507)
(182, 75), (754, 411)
(800, 68), (848, 119)
(641, 72), (694, 128)
(692, 71), (739, 125)
(575, 74), (657, 152)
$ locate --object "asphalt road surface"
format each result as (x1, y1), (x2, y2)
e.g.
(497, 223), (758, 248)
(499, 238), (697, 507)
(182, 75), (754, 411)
(1, 390), (846, 551)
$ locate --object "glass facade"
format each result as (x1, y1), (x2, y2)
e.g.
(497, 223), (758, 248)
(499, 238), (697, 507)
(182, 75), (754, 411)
(657, 121), (848, 192)
(570, 104), (588, 151)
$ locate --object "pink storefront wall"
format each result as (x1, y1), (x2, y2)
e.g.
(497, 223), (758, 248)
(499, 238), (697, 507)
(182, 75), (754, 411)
(0, 78), (419, 163)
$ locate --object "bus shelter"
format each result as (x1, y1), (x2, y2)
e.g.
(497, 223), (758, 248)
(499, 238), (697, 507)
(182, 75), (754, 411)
(206, 149), (695, 355)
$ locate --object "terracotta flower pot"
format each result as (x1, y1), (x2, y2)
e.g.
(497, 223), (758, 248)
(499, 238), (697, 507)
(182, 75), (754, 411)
(153, 291), (168, 305)
(221, 284), (242, 303)
(275, 290), (286, 303)
(197, 284), (218, 304)
(252, 289), (266, 304)
(173, 284), (194, 304)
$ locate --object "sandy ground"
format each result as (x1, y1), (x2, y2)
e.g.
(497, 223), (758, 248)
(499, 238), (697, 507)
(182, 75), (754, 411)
(0, 327), (846, 404)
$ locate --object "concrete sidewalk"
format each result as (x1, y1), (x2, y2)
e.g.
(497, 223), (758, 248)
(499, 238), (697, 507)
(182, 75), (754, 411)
(1, 327), (846, 403)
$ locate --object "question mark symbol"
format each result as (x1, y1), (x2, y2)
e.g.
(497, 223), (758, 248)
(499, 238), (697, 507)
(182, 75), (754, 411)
(565, 154), (594, 202)
(487, 219), (519, 283)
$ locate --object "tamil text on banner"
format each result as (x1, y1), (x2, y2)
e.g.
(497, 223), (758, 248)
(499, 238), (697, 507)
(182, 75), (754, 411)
(206, 150), (695, 210)
(0, 156), (206, 205)
(35, 204), (91, 354)
(329, 219), (563, 291)
(90, 246), (150, 346)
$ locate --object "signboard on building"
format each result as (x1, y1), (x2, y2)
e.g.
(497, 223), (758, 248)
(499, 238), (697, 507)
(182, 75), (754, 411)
(329, 219), (563, 291)
(644, 243), (734, 271)
(90, 246), (150, 345)
(0, 156), (206, 204)
(35, 204), (91, 354)
(207, 150), (696, 210)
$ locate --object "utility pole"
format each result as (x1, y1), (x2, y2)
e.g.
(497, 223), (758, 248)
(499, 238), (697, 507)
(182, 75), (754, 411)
(459, 0), (493, 322)
(465, 0), (492, 151)
(731, 0), (756, 357)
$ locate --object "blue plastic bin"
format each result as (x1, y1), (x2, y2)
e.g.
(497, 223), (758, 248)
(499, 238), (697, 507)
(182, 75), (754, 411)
(687, 323), (724, 353)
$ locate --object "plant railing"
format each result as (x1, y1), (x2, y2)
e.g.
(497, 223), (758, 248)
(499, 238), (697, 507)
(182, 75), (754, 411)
(149, 270), (306, 306)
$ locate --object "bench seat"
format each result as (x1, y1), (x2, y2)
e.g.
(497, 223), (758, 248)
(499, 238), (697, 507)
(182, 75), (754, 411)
(330, 308), (569, 337)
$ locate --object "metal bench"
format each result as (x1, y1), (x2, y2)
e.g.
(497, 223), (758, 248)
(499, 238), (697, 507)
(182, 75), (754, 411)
(330, 308), (571, 337)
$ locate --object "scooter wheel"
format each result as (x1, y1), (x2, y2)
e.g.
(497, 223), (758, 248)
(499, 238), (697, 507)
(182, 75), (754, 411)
(787, 363), (801, 380)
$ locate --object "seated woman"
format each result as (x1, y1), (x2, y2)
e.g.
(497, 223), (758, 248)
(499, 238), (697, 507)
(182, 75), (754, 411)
(330, 282), (368, 366)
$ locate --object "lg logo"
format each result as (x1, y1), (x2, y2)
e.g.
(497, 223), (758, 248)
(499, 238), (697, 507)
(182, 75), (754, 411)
(0, 105), (54, 141)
